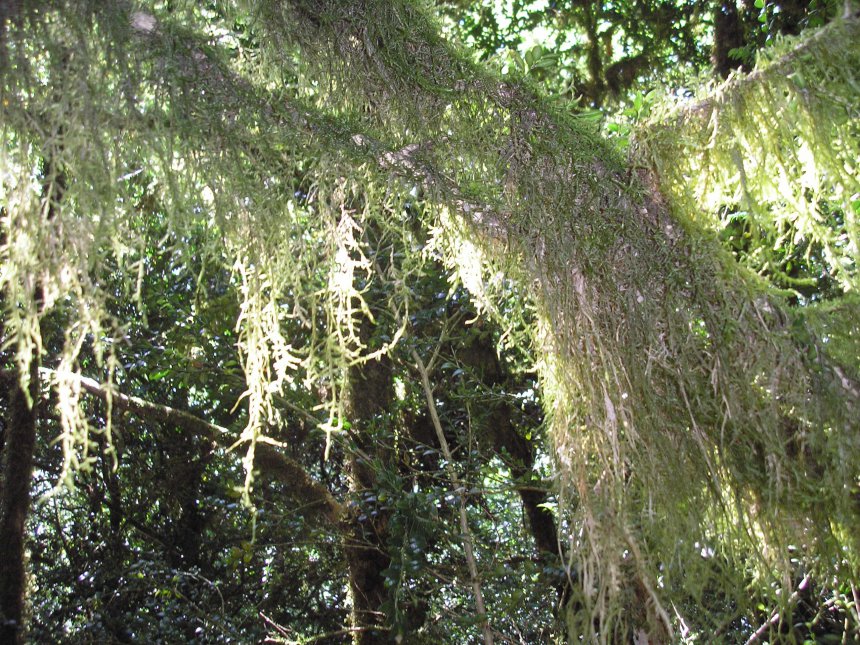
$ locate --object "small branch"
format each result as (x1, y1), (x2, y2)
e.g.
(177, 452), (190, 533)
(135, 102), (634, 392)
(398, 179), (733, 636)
(745, 573), (811, 645)
(411, 349), (493, 645)
(851, 584), (860, 628)
(40, 368), (344, 524)
(259, 611), (292, 640)
(651, 14), (860, 131)
(261, 621), (383, 645)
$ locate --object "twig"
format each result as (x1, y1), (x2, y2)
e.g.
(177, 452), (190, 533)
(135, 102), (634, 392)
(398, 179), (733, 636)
(745, 573), (811, 645)
(262, 623), (383, 645)
(259, 611), (292, 639)
(851, 584), (860, 628)
(411, 348), (493, 645)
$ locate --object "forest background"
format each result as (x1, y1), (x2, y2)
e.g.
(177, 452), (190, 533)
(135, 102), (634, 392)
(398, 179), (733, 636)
(1, 0), (859, 643)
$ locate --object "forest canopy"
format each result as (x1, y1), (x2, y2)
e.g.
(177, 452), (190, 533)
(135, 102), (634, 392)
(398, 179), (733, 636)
(1, 1), (859, 643)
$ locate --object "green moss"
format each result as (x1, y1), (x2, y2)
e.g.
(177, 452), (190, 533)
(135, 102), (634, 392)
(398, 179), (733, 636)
(637, 16), (860, 294)
(2, 1), (858, 640)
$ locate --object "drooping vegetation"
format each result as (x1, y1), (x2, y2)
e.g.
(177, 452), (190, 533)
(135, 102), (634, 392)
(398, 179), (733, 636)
(639, 15), (860, 296)
(1, 1), (858, 643)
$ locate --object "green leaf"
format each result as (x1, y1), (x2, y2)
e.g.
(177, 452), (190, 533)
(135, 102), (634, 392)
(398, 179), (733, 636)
(573, 110), (603, 123)
(509, 50), (526, 73)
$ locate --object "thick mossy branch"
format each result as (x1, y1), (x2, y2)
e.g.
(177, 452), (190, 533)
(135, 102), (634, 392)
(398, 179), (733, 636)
(637, 15), (860, 293)
(1, 1), (859, 640)
(251, 1), (860, 636)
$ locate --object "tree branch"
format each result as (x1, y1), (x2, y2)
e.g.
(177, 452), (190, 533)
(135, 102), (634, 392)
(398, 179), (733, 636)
(411, 349), (493, 645)
(40, 368), (344, 524)
(649, 13), (860, 130)
(744, 574), (811, 645)
(126, 9), (508, 244)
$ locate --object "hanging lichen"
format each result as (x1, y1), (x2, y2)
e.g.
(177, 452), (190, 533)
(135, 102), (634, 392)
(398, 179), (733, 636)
(2, 1), (859, 641)
(636, 15), (860, 295)
(0, 1), (428, 503)
(240, 3), (860, 637)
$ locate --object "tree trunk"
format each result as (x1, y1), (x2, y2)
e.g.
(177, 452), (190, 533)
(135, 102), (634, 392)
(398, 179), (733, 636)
(342, 349), (394, 644)
(713, 0), (748, 77)
(0, 362), (38, 645)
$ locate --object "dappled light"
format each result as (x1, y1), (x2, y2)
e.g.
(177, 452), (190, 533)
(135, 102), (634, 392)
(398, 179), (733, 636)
(1, 1), (858, 643)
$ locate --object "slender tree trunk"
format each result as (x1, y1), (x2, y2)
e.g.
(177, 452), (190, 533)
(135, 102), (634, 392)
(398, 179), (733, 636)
(0, 137), (56, 645)
(342, 348), (394, 644)
(581, 3), (606, 105)
(0, 361), (38, 645)
(411, 349), (493, 645)
(713, 0), (748, 77)
(454, 326), (559, 559)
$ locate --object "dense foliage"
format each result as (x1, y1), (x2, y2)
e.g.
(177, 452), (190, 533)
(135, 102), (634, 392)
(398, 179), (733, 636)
(1, 1), (858, 643)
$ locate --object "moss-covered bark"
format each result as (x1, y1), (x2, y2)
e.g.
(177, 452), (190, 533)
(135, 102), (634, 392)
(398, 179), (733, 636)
(1, 1), (858, 640)
(268, 2), (860, 637)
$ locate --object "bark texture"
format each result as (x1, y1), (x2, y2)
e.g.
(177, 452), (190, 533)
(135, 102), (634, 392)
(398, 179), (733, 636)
(0, 364), (38, 645)
(343, 346), (395, 645)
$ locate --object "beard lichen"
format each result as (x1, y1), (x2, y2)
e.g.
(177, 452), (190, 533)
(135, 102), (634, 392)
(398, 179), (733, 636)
(637, 15), (860, 296)
(2, 1), (859, 640)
